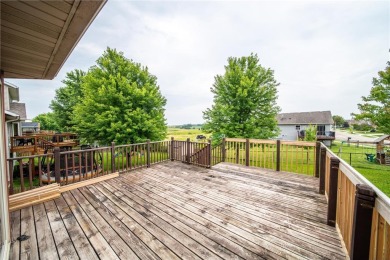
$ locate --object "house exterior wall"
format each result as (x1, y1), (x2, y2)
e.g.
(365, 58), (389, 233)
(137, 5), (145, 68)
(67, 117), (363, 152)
(277, 124), (332, 141)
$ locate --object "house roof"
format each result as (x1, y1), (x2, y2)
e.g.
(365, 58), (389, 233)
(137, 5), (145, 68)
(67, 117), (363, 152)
(9, 102), (27, 120)
(374, 135), (390, 143)
(277, 111), (334, 125)
(1, 0), (106, 79)
(5, 82), (20, 101)
(5, 110), (19, 121)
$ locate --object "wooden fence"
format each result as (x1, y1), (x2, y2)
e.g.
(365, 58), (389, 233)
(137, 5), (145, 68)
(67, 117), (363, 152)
(321, 144), (390, 259)
(212, 138), (318, 176)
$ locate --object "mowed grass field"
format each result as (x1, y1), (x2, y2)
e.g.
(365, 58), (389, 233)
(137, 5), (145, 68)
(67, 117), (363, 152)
(330, 141), (390, 197)
(166, 127), (209, 141)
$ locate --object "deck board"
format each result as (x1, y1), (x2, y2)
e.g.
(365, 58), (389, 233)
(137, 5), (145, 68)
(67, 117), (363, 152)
(9, 161), (347, 259)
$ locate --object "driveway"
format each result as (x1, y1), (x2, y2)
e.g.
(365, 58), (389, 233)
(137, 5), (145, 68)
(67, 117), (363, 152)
(335, 130), (378, 142)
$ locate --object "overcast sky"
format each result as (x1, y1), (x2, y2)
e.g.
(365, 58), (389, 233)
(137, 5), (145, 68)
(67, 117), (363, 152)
(7, 0), (390, 125)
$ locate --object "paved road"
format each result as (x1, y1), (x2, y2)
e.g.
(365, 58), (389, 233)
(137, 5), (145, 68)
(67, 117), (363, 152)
(335, 130), (378, 142)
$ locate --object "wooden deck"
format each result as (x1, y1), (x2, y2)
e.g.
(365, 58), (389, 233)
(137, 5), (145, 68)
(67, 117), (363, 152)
(9, 161), (346, 259)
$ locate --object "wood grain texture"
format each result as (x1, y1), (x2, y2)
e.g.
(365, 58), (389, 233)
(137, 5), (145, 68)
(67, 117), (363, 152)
(9, 161), (347, 259)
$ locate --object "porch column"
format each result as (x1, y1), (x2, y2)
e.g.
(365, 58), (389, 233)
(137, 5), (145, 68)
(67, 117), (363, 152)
(0, 70), (11, 257)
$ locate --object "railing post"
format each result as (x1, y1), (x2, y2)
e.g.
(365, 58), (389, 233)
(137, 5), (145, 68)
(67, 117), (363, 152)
(327, 157), (340, 226)
(9, 160), (14, 195)
(170, 137), (174, 161)
(319, 147), (326, 194)
(221, 138), (226, 162)
(315, 142), (321, 178)
(111, 142), (116, 173)
(350, 184), (376, 260)
(146, 139), (151, 167)
(54, 147), (61, 184)
(276, 140), (281, 171)
(235, 144), (239, 164)
(186, 138), (191, 164)
(245, 138), (250, 167)
(208, 139), (212, 168)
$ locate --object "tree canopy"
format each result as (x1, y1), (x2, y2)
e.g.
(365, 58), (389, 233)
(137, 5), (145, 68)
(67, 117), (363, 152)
(353, 61), (390, 134)
(32, 112), (60, 131)
(332, 115), (345, 127)
(72, 48), (167, 145)
(50, 69), (85, 131)
(203, 53), (280, 140)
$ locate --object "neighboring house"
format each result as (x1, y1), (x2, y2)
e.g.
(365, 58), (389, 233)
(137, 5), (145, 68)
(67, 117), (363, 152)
(21, 122), (40, 134)
(4, 82), (27, 157)
(277, 111), (335, 146)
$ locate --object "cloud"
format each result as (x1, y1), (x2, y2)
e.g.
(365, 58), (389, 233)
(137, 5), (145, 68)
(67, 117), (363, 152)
(7, 0), (389, 125)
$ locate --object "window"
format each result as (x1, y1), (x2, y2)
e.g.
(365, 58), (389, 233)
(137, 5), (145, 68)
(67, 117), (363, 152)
(295, 125), (300, 130)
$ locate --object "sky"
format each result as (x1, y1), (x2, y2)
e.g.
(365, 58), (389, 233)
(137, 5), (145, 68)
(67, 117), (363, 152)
(7, 0), (390, 125)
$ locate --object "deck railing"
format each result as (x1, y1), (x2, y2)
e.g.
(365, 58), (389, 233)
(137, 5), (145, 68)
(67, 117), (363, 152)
(321, 144), (390, 259)
(213, 138), (317, 176)
(7, 138), (209, 195)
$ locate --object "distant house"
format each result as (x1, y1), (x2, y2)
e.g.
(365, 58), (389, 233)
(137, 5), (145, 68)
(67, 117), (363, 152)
(277, 111), (335, 146)
(21, 122), (40, 134)
(4, 82), (27, 155)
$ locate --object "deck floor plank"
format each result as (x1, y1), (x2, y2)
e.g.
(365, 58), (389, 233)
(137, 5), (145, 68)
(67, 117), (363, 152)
(77, 186), (159, 260)
(120, 172), (327, 259)
(93, 183), (205, 260)
(54, 196), (98, 259)
(107, 177), (270, 259)
(20, 207), (39, 260)
(61, 191), (120, 259)
(43, 200), (78, 259)
(9, 211), (21, 260)
(33, 203), (59, 260)
(144, 165), (328, 222)
(10, 161), (347, 259)
(101, 180), (249, 260)
(86, 185), (180, 260)
(140, 165), (339, 237)
(69, 189), (140, 259)
(97, 181), (223, 260)
(121, 171), (345, 258)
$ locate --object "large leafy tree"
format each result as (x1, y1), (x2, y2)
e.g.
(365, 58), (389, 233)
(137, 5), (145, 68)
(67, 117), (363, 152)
(354, 61), (390, 134)
(203, 53), (280, 140)
(50, 69), (85, 131)
(73, 48), (167, 145)
(32, 112), (60, 131)
(332, 115), (345, 128)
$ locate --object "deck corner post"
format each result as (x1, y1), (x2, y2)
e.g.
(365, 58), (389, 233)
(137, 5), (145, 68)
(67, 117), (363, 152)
(350, 184), (376, 260)
(245, 138), (250, 167)
(221, 138), (226, 162)
(111, 142), (116, 173)
(315, 142), (321, 178)
(170, 137), (174, 161)
(319, 147), (326, 194)
(327, 157), (340, 226)
(54, 147), (61, 184)
(276, 140), (281, 171)
(146, 139), (151, 168)
(208, 139), (212, 168)
(186, 138), (191, 164)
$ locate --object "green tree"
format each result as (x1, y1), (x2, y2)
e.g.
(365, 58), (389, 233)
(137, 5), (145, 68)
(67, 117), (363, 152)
(353, 61), (390, 134)
(50, 69), (86, 131)
(73, 48), (167, 145)
(203, 53), (280, 140)
(304, 124), (317, 141)
(32, 112), (60, 131)
(332, 115), (345, 128)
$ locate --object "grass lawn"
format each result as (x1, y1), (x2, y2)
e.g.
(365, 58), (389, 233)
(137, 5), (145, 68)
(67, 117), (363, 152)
(167, 128), (209, 141)
(330, 141), (390, 197)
